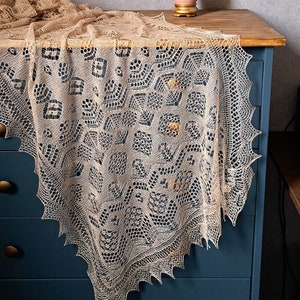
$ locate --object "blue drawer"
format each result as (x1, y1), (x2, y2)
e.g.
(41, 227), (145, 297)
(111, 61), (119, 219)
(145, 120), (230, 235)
(247, 58), (263, 107)
(0, 277), (250, 300)
(172, 216), (254, 278)
(252, 106), (261, 149)
(0, 140), (258, 220)
(129, 278), (251, 300)
(0, 218), (88, 279)
(0, 136), (20, 151)
(0, 151), (43, 217)
(246, 48), (264, 150)
(241, 160), (258, 216)
(0, 217), (253, 279)
(0, 279), (94, 300)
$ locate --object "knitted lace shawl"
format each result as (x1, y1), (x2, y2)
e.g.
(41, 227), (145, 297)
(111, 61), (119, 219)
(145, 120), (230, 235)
(0, 1), (260, 299)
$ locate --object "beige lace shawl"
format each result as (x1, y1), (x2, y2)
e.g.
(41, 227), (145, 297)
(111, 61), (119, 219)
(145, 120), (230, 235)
(0, 1), (260, 299)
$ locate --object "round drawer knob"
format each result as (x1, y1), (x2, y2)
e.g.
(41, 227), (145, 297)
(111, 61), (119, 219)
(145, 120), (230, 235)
(0, 123), (6, 137)
(4, 246), (19, 257)
(0, 181), (12, 193)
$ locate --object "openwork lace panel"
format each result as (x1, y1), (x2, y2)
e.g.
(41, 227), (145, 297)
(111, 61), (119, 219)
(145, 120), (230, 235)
(0, 1), (260, 299)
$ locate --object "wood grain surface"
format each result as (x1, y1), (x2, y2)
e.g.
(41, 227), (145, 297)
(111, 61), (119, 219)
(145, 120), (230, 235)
(0, 10), (285, 48)
(142, 10), (286, 47)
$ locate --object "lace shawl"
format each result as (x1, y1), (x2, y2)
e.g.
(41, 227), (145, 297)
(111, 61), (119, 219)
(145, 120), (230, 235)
(0, 1), (260, 299)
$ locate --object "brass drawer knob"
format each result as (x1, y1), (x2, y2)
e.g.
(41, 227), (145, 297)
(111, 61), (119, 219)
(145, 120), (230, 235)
(4, 246), (19, 257)
(0, 123), (6, 137)
(0, 181), (12, 193)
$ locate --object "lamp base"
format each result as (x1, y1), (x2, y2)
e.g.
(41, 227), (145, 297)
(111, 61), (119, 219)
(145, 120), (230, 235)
(173, 4), (198, 17)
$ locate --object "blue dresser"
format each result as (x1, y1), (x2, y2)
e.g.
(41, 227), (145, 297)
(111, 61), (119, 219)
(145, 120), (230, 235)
(0, 10), (285, 300)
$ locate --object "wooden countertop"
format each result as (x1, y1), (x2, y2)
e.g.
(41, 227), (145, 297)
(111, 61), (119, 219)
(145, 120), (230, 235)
(268, 132), (300, 214)
(142, 10), (286, 47)
(0, 9), (285, 48)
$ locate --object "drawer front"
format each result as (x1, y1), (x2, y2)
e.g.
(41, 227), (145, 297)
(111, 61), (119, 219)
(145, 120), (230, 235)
(0, 279), (94, 300)
(0, 147), (258, 219)
(0, 219), (88, 279)
(0, 151), (43, 217)
(246, 47), (265, 149)
(0, 277), (250, 300)
(0, 217), (253, 279)
(129, 278), (251, 300)
(241, 160), (257, 216)
(172, 216), (254, 278)
(247, 58), (263, 107)
(0, 137), (20, 151)
(251, 106), (260, 149)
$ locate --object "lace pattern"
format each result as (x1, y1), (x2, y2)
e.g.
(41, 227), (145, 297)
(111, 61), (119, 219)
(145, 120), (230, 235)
(0, 1), (260, 299)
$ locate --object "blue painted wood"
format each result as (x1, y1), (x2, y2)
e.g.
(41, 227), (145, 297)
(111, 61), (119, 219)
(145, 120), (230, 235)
(0, 219), (88, 278)
(251, 107), (261, 149)
(0, 137), (20, 151)
(0, 46), (273, 300)
(0, 217), (253, 279)
(241, 160), (257, 217)
(0, 151), (43, 217)
(172, 216), (254, 278)
(250, 47), (274, 300)
(0, 278), (250, 300)
(0, 279), (94, 300)
(247, 49), (264, 151)
(128, 278), (251, 300)
(247, 57), (264, 107)
(0, 149), (256, 219)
